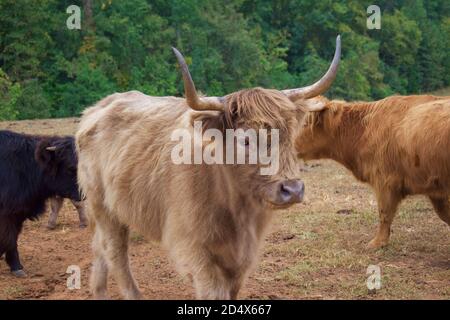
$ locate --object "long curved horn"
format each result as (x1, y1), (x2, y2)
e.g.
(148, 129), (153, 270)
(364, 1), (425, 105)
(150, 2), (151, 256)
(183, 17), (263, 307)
(283, 35), (341, 101)
(172, 47), (224, 112)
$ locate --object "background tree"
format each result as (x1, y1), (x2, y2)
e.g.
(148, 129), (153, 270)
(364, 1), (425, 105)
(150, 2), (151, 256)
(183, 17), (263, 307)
(0, 0), (448, 120)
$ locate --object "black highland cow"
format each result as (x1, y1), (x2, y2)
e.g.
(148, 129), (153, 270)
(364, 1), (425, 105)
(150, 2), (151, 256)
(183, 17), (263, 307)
(0, 130), (81, 277)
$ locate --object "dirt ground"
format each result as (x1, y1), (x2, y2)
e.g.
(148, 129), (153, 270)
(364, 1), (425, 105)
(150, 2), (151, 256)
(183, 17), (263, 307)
(0, 118), (448, 300)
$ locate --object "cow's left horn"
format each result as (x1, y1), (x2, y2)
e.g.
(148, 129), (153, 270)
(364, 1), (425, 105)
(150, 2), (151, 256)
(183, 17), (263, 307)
(172, 48), (224, 112)
(283, 35), (341, 101)
(46, 146), (57, 151)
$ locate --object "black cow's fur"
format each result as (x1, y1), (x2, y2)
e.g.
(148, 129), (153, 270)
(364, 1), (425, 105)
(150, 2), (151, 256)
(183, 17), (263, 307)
(0, 130), (80, 275)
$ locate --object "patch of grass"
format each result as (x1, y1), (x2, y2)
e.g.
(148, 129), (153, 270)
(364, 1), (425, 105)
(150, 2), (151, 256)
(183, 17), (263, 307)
(3, 285), (25, 298)
(260, 158), (450, 299)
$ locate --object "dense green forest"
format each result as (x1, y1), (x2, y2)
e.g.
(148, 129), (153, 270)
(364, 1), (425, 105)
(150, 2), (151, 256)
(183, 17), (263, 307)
(0, 0), (449, 120)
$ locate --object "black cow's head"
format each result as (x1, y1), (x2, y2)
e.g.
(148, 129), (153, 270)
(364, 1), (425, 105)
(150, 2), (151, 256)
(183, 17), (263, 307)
(35, 136), (81, 201)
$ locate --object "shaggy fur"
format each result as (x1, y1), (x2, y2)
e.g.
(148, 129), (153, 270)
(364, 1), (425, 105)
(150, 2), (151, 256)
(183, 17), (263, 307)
(0, 130), (80, 274)
(296, 95), (450, 248)
(76, 89), (308, 299)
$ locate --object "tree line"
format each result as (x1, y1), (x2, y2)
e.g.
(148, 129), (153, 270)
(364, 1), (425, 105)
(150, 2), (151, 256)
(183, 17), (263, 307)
(0, 0), (449, 120)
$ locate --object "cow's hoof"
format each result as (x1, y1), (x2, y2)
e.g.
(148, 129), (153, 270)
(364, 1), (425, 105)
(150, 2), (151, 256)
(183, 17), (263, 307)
(79, 223), (88, 229)
(366, 239), (387, 250)
(12, 269), (27, 278)
(46, 224), (57, 230)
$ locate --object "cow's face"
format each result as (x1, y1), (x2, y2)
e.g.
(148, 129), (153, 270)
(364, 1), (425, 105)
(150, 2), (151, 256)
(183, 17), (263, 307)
(194, 88), (307, 209)
(296, 121), (329, 160)
(295, 101), (338, 160)
(172, 36), (340, 208)
(35, 137), (81, 201)
(228, 89), (308, 209)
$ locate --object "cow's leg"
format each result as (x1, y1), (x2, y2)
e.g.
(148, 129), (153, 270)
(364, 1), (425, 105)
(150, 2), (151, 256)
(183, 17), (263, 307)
(367, 190), (401, 249)
(3, 219), (26, 277)
(94, 213), (141, 300)
(72, 200), (88, 228)
(47, 196), (63, 229)
(190, 257), (245, 300)
(5, 249), (22, 274)
(193, 272), (245, 300)
(90, 225), (109, 299)
(6, 245), (26, 277)
(429, 196), (450, 225)
(0, 219), (6, 260)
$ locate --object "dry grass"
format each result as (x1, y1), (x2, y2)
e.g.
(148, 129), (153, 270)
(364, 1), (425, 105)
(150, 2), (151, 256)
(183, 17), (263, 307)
(432, 87), (450, 96)
(0, 118), (448, 300)
(264, 160), (449, 299)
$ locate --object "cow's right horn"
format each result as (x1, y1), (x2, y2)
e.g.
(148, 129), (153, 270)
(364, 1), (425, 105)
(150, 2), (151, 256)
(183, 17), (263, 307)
(172, 48), (224, 112)
(283, 35), (341, 101)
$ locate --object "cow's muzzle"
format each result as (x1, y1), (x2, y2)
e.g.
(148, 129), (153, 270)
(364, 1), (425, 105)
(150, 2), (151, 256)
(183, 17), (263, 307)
(264, 179), (305, 208)
(279, 179), (304, 203)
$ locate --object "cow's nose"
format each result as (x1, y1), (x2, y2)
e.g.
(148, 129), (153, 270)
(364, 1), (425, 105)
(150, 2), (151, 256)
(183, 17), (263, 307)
(279, 180), (304, 204)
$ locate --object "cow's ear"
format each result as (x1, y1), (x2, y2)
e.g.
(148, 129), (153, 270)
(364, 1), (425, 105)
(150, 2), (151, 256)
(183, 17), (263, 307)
(35, 139), (58, 172)
(298, 100), (327, 113)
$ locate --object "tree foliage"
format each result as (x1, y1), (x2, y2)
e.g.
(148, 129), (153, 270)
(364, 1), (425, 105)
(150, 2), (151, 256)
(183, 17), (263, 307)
(0, 0), (448, 120)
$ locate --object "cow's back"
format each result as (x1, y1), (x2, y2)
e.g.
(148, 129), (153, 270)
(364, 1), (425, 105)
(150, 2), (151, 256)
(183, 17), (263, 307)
(76, 91), (190, 239)
(0, 131), (43, 216)
(359, 95), (450, 196)
(395, 98), (450, 195)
